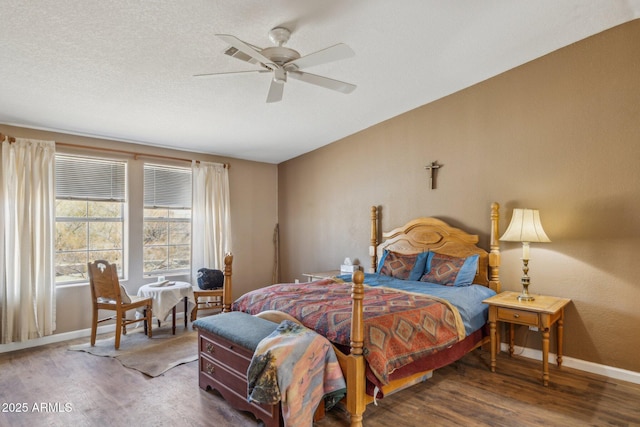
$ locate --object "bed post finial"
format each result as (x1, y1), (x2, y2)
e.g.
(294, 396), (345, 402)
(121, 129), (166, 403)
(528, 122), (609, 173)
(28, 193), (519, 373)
(489, 203), (501, 293)
(370, 206), (378, 273)
(223, 253), (233, 312)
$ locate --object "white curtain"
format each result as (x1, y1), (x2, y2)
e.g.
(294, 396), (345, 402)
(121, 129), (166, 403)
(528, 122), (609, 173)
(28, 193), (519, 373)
(1, 137), (56, 343)
(191, 161), (231, 282)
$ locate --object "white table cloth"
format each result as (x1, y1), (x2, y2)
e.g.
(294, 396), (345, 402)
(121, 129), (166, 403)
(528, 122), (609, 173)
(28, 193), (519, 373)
(137, 281), (195, 322)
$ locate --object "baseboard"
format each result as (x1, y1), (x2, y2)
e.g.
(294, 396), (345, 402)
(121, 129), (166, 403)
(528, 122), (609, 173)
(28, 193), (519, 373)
(500, 343), (640, 385)
(0, 312), (189, 354)
(0, 324), (114, 353)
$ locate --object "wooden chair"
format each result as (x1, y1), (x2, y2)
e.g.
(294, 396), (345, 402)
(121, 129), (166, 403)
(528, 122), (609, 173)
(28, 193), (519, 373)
(190, 254), (233, 322)
(88, 260), (153, 349)
(190, 287), (223, 322)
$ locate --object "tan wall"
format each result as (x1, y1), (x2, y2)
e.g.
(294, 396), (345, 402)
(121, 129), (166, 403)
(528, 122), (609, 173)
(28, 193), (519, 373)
(278, 20), (640, 373)
(0, 124), (278, 334)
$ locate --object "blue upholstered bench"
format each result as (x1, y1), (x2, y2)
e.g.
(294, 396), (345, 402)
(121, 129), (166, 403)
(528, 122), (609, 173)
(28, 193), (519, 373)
(193, 312), (282, 427)
(194, 311), (279, 352)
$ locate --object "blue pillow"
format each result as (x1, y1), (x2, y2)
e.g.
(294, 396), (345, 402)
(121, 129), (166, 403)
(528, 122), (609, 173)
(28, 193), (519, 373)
(408, 251), (430, 281)
(377, 249), (389, 273)
(453, 254), (479, 287)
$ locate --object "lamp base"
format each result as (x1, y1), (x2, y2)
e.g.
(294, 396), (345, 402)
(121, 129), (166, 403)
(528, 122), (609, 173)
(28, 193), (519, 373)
(517, 293), (535, 302)
(519, 260), (534, 301)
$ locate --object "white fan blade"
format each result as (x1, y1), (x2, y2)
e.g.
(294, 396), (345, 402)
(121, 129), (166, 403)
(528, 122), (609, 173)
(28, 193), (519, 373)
(266, 79), (284, 103)
(288, 71), (356, 94)
(193, 70), (269, 78)
(223, 46), (260, 64)
(216, 34), (275, 68)
(285, 43), (355, 71)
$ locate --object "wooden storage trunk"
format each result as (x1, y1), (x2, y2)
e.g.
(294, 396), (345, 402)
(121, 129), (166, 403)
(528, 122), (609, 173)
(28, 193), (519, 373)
(194, 312), (282, 427)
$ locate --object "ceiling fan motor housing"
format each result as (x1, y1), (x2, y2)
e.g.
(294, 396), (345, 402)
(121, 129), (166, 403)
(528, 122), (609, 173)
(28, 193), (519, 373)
(264, 27), (300, 66)
(261, 46), (301, 65)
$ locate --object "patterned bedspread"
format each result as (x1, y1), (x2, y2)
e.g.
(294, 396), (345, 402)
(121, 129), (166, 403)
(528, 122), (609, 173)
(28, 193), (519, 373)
(247, 320), (346, 427)
(233, 280), (466, 384)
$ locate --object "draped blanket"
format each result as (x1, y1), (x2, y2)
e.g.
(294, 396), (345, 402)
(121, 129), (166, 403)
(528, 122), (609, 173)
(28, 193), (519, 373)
(233, 280), (466, 384)
(247, 320), (346, 427)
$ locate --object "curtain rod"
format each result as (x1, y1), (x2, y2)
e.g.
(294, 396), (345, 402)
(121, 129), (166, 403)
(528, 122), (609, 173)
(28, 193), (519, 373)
(0, 133), (16, 143)
(56, 142), (230, 169)
(0, 133), (229, 169)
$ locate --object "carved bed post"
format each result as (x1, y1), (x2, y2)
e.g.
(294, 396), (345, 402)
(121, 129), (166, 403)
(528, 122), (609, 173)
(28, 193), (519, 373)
(489, 202), (501, 293)
(350, 270), (365, 357)
(348, 270), (366, 427)
(222, 253), (233, 312)
(370, 206), (378, 273)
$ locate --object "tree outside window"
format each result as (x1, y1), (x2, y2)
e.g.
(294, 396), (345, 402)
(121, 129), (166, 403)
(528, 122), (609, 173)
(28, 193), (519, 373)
(54, 155), (126, 284)
(55, 200), (124, 282)
(143, 164), (191, 276)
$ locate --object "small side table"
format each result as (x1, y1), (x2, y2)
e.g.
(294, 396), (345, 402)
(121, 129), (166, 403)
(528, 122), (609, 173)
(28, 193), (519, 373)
(483, 291), (571, 386)
(302, 270), (342, 282)
(137, 281), (195, 334)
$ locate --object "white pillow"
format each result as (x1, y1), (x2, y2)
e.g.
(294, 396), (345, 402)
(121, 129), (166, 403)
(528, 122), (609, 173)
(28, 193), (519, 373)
(119, 285), (132, 304)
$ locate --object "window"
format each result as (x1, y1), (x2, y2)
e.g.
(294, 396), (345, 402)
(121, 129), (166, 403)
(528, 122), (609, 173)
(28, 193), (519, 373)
(55, 155), (126, 284)
(143, 164), (192, 275)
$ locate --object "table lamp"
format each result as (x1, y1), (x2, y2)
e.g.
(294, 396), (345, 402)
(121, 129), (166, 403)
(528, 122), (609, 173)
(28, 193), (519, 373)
(500, 208), (550, 301)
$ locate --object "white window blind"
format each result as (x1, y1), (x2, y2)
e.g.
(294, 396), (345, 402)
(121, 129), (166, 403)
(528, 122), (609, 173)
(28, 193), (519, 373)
(144, 164), (192, 209)
(56, 155), (126, 201)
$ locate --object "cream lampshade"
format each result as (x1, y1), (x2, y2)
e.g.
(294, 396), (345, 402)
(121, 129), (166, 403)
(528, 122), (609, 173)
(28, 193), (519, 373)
(500, 208), (550, 301)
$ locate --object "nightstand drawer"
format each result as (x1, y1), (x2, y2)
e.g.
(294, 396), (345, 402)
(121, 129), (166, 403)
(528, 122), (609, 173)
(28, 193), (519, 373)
(496, 307), (539, 326)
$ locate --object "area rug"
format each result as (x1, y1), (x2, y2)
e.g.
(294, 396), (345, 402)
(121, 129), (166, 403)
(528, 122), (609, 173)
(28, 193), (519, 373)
(68, 327), (197, 377)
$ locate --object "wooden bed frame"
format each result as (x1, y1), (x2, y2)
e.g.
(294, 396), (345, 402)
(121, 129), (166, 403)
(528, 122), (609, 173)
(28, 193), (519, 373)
(218, 202), (501, 427)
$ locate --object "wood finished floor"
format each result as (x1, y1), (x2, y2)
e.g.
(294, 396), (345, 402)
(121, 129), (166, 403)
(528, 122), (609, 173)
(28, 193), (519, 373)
(1, 333), (639, 427)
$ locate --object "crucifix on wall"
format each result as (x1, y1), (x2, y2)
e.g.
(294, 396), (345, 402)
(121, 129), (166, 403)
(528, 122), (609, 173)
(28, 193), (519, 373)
(424, 161), (442, 190)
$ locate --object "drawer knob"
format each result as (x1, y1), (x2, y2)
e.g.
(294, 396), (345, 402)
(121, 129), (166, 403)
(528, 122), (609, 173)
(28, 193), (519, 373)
(205, 363), (215, 375)
(513, 313), (520, 318)
(206, 343), (214, 354)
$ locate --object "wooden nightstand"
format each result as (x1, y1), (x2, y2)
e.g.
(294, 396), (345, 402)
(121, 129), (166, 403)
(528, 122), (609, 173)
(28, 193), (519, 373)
(483, 291), (571, 386)
(302, 270), (342, 282)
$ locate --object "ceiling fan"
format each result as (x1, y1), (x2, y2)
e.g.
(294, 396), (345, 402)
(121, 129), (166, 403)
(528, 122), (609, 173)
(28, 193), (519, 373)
(195, 27), (356, 103)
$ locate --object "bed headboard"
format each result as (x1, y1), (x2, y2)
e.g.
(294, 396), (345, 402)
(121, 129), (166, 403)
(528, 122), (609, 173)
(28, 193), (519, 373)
(369, 203), (501, 292)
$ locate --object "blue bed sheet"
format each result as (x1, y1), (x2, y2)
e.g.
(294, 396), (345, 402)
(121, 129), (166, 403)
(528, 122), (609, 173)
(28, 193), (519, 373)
(337, 273), (496, 336)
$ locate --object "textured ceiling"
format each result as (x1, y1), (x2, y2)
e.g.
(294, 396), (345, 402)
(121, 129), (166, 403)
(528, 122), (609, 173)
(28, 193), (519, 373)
(2, 1), (639, 163)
